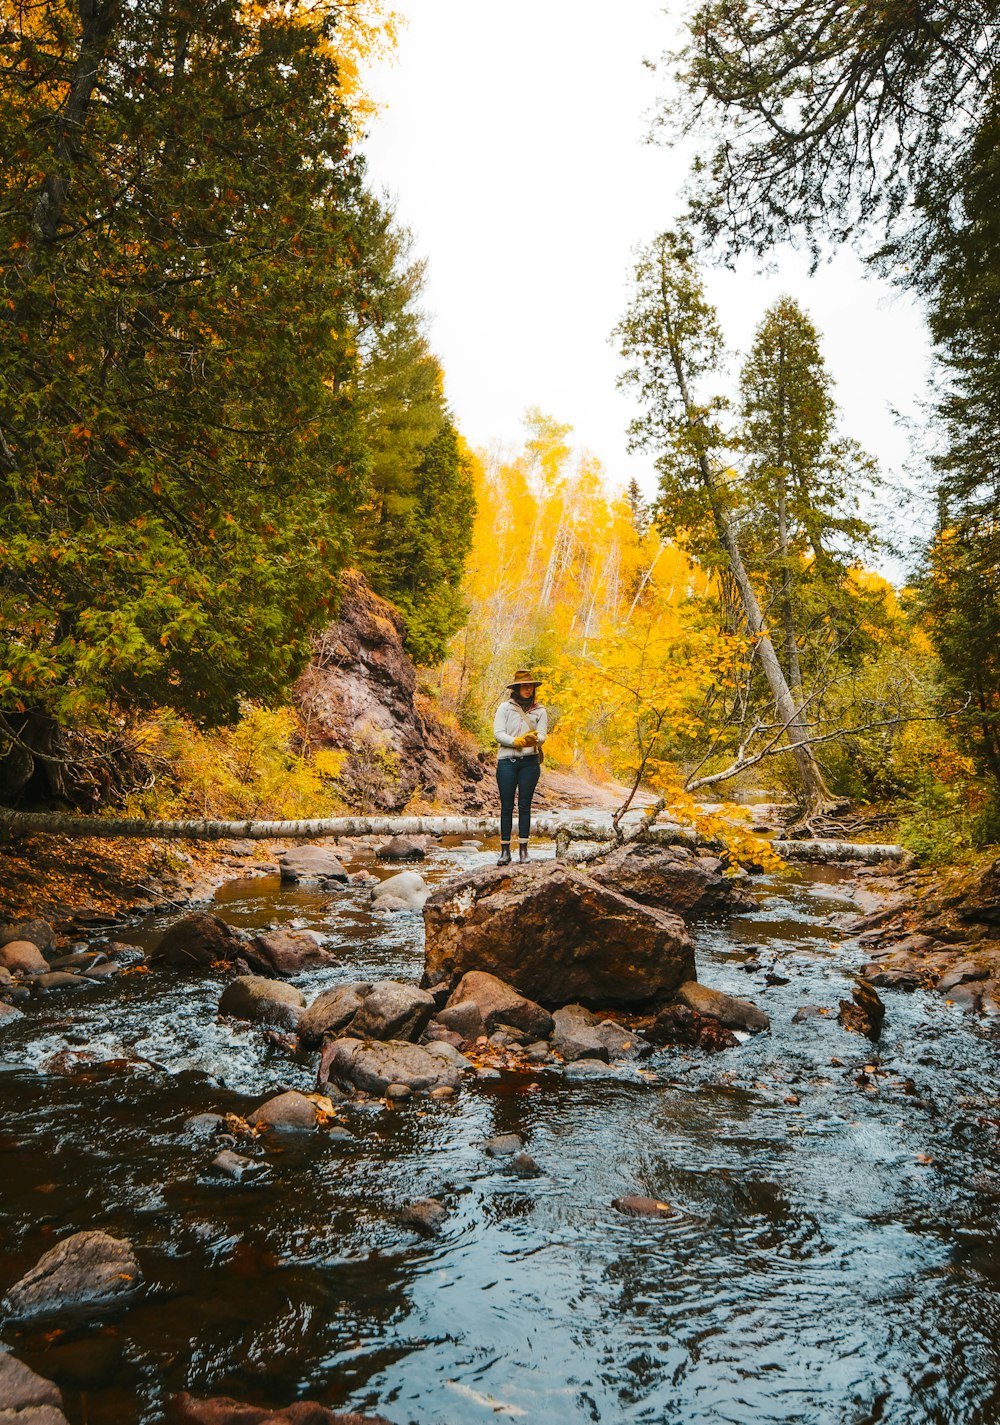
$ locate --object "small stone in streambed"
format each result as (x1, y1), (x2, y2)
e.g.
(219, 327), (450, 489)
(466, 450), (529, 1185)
(4, 1230), (142, 1318)
(210, 1150), (260, 1181)
(838, 980), (885, 1040)
(0, 918), (56, 953)
(510, 1152), (542, 1177)
(423, 1021), (464, 1047)
(435, 999), (486, 1040)
(83, 961), (122, 980)
(378, 835), (428, 861)
(0, 1001), (24, 1025)
(792, 1005), (827, 1023)
(0, 1351), (69, 1424)
(185, 1113), (227, 1138)
(524, 1042), (551, 1063)
(32, 971), (95, 993)
(563, 1058), (615, 1078)
(484, 1133), (523, 1157)
(429, 1085), (456, 1100)
(246, 1090), (321, 1132)
(678, 981), (770, 1033)
(48, 950), (106, 971)
(106, 943), (145, 967)
(172, 1392), (393, 1425)
(0, 940), (49, 975)
(613, 1195), (673, 1219)
(475, 1066), (501, 1080)
(386, 1083), (412, 1100)
(218, 976), (305, 1031)
(400, 1197), (449, 1236)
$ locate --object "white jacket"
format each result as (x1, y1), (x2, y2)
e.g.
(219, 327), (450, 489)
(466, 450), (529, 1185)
(494, 699), (547, 761)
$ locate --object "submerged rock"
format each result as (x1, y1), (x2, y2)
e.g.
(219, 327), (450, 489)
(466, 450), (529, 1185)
(423, 862), (694, 1009)
(349, 980), (435, 1042)
(484, 1133), (524, 1157)
(0, 1351), (69, 1424)
(318, 1038), (462, 1096)
(173, 1393), (394, 1425)
(589, 842), (755, 917)
(219, 976), (305, 1031)
(677, 982), (770, 1033)
(612, 1195), (673, 1218)
(444, 971), (553, 1040)
(210, 1150), (259, 1181)
(298, 982), (373, 1046)
(0, 1001), (24, 1026)
(4, 1230), (142, 1318)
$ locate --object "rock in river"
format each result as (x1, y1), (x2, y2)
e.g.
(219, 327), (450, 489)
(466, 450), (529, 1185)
(423, 863), (694, 1010)
(378, 835), (428, 861)
(246, 1090), (321, 1131)
(318, 1038), (462, 1096)
(252, 928), (337, 976)
(298, 982), (373, 1046)
(372, 870), (429, 912)
(219, 976), (305, 1030)
(444, 971), (553, 1040)
(0, 939), (48, 975)
(4, 1230), (141, 1318)
(348, 980), (436, 1042)
(277, 844), (349, 884)
(677, 982), (770, 1033)
(173, 1393), (394, 1425)
(0, 918), (56, 953)
(151, 913), (248, 972)
(589, 842), (755, 917)
(0, 1351), (69, 1424)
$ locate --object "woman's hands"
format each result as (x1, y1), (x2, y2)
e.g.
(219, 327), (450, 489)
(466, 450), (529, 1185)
(512, 730), (538, 749)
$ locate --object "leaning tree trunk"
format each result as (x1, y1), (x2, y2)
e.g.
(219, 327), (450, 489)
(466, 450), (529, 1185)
(664, 326), (838, 825)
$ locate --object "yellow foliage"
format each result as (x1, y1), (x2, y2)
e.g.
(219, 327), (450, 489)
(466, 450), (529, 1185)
(124, 703), (346, 820)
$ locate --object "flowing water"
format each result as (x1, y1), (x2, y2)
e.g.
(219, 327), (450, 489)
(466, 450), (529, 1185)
(3, 840), (1000, 1425)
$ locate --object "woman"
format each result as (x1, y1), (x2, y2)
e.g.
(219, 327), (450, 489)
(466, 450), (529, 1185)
(493, 669), (547, 866)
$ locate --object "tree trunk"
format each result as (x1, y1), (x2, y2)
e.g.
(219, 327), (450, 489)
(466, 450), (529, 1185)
(661, 303), (837, 823)
(0, 805), (909, 862)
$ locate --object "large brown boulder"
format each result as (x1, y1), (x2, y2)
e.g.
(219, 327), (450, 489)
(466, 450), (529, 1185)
(0, 1352), (69, 1424)
(423, 862), (694, 1010)
(588, 843), (755, 917)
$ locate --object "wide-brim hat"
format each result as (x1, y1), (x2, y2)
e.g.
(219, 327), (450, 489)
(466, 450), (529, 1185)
(507, 668), (542, 689)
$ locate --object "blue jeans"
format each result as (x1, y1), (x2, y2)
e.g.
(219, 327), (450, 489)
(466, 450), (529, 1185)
(496, 755), (540, 841)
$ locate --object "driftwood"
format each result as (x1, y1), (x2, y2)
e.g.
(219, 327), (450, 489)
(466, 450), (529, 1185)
(0, 806), (911, 863)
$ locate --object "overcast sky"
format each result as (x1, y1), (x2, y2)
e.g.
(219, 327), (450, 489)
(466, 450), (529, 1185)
(361, 0), (934, 558)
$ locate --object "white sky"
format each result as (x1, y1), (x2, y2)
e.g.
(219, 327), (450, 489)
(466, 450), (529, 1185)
(361, 0), (934, 559)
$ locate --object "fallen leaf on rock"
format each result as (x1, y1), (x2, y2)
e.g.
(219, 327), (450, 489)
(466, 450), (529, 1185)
(915, 1152), (935, 1165)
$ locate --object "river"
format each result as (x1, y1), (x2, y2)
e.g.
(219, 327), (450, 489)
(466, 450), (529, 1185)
(2, 839), (999, 1425)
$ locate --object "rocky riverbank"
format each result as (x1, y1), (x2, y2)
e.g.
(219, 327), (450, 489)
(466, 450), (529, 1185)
(845, 854), (1000, 1014)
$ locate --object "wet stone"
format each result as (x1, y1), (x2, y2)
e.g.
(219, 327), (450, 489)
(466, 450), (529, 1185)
(210, 1150), (259, 1181)
(510, 1153), (542, 1177)
(0, 1351), (69, 1424)
(0, 940), (49, 975)
(4, 1230), (142, 1318)
(613, 1195), (673, 1218)
(32, 971), (94, 993)
(386, 1083), (413, 1100)
(484, 1134), (524, 1157)
(246, 1090), (320, 1132)
(400, 1197), (449, 1235)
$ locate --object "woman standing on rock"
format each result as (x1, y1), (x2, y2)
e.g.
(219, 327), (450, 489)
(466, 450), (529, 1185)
(493, 669), (547, 866)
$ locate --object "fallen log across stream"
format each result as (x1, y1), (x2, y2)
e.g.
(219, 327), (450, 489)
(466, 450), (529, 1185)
(0, 807), (911, 863)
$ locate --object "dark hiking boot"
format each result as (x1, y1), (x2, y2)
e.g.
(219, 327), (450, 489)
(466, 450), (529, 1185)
(518, 843), (530, 864)
(497, 845), (512, 866)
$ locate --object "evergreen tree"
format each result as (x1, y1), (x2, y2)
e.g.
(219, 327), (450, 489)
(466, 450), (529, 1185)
(616, 232), (836, 816)
(351, 199), (476, 664)
(738, 297), (878, 698)
(0, 0), (368, 749)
